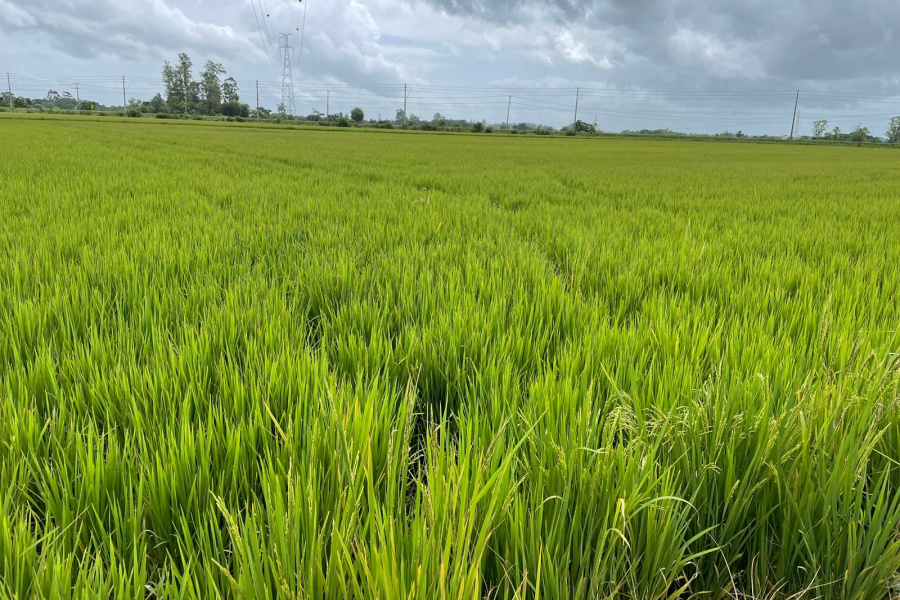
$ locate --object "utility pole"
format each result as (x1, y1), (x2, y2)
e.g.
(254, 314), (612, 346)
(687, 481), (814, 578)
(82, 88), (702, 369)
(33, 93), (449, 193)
(789, 90), (799, 140)
(74, 83), (80, 107)
(573, 87), (580, 136)
(326, 90), (330, 119)
(506, 95), (511, 131)
(279, 33), (295, 118)
(6, 73), (12, 109)
(256, 80), (260, 121)
(403, 84), (408, 127)
(184, 69), (189, 118)
(122, 76), (127, 117)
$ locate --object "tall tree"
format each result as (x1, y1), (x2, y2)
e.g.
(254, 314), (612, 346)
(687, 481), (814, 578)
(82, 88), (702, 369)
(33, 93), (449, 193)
(163, 54), (194, 114)
(200, 61), (225, 115)
(176, 53), (194, 114)
(813, 119), (828, 139)
(223, 77), (239, 104)
(162, 61), (182, 109)
(885, 116), (900, 144)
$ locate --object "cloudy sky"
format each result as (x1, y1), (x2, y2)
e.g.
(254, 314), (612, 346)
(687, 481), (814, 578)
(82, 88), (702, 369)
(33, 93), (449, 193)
(2, 0), (899, 135)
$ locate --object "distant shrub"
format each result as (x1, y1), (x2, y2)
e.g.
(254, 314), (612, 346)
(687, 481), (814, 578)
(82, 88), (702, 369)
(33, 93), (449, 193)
(126, 108), (142, 118)
(485, 126), (494, 134)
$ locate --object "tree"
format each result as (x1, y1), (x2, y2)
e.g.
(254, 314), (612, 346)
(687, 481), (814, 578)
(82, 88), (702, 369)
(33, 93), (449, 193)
(885, 116), (900, 144)
(394, 108), (405, 124)
(472, 121), (484, 133)
(574, 120), (596, 133)
(148, 93), (166, 113)
(162, 61), (180, 109)
(850, 123), (870, 143)
(175, 53), (195, 114)
(832, 126), (841, 141)
(163, 53), (195, 114)
(222, 101), (250, 118)
(187, 80), (202, 113)
(813, 119), (828, 139)
(223, 77), (239, 104)
(199, 61), (225, 115)
(350, 107), (364, 123)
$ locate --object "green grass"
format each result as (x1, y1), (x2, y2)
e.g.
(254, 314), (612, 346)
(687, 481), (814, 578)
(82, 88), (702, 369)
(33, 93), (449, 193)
(1, 119), (899, 599)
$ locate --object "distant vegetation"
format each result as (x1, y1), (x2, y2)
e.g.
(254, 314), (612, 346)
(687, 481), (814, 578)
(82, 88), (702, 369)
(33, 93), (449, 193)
(2, 61), (900, 142)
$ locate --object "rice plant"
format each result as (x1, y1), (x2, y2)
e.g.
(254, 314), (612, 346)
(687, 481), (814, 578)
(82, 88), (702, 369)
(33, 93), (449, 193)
(0, 118), (898, 599)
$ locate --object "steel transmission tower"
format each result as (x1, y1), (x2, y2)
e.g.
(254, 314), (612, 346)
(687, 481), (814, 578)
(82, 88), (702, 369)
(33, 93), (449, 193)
(279, 33), (295, 118)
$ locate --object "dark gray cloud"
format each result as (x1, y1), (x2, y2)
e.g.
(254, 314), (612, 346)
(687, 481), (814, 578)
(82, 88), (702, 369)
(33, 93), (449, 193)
(420, 0), (900, 84)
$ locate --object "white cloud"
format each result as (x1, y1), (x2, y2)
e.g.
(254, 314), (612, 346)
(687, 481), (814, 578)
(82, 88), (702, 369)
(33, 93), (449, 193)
(555, 30), (613, 68)
(0, 0), (36, 27)
(668, 28), (764, 79)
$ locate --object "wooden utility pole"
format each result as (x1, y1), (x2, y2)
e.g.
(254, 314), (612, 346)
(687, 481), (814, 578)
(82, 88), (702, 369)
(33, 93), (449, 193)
(122, 77), (127, 116)
(573, 88), (580, 136)
(7, 73), (13, 108)
(256, 80), (260, 121)
(506, 95), (511, 131)
(403, 84), (408, 126)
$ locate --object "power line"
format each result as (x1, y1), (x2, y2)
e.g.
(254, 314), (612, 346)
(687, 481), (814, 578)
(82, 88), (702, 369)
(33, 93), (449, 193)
(6, 71), (899, 135)
(258, 0), (277, 56)
(248, 0), (275, 67)
(295, 0), (309, 72)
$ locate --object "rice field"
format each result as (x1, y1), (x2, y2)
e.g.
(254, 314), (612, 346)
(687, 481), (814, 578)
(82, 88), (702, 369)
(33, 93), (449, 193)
(1, 118), (899, 600)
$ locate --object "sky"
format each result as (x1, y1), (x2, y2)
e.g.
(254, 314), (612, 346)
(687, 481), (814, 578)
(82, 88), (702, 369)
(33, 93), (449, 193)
(2, 0), (899, 135)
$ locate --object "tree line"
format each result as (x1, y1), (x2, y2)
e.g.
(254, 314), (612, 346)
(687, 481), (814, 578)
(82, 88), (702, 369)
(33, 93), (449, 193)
(159, 54), (251, 118)
(4, 68), (900, 142)
(812, 118), (900, 144)
(0, 90), (104, 112)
